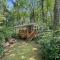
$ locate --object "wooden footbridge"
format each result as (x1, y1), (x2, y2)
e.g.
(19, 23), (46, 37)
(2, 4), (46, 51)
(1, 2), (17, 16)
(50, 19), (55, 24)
(15, 23), (39, 40)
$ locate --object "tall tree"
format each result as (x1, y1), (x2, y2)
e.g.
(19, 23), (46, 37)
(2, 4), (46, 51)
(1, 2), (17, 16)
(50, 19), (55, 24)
(53, 0), (60, 30)
(53, 0), (60, 37)
(30, 0), (35, 23)
(41, 0), (44, 22)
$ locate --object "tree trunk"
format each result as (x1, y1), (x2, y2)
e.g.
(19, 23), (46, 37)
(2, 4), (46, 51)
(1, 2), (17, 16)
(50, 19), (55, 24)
(30, 0), (35, 23)
(41, 0), (45, 22)
(53, 0), (60, 37)
(53, 0), (60, 30)
(30, 9), (35, 23)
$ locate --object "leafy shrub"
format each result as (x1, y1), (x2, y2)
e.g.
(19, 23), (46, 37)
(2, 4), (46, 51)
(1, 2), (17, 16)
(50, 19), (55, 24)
(3, 27), (14, 38)
(11, 32), (17, 38)
(0, 26), (14, 57)
(37, 31), (60, 60)
(0, 45), (4, 57)
(0, 26), (14, 54)
(0, 32), (5, 57)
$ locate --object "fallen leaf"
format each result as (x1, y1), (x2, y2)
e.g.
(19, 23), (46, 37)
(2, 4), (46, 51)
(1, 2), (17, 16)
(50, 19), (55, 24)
(32, 48), (38, 51)
(29, 57), (35, 60)
(10, 54), (15, 56)
(10, 44), (15, 48)
(8, 50), (13, 53)
(21, 56), (25, 59)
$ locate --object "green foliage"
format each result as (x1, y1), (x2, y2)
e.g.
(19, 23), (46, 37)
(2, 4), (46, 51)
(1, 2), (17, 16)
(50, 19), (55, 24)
(0, 0), (59, 59)
(0, 26), (14, 56)
(0, 45), (4, 57)
(37, 32), (60, 60)
(0, 33), (4, 45)
(11, 32), (17, 38)
(0, 31), (5, 57)
(3, 27), (14, 38)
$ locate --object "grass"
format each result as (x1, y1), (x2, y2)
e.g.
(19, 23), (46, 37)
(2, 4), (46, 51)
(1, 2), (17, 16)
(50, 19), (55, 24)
(2, 40), (42, 60)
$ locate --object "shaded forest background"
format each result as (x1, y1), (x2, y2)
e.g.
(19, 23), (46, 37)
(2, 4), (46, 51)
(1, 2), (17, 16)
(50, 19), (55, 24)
(0, 0), (60, 60)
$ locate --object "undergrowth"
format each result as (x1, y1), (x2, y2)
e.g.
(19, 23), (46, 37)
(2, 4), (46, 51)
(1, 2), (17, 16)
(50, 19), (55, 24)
(36, 31), (60, 60)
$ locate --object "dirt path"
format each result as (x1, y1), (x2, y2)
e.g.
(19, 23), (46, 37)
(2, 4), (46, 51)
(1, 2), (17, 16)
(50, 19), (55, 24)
(2, 40), (42, 60)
